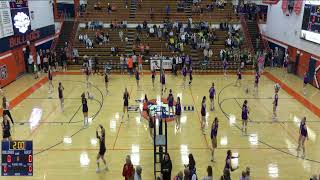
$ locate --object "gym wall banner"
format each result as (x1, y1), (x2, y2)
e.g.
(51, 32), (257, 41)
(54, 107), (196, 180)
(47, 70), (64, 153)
(10, 0), (31, 35)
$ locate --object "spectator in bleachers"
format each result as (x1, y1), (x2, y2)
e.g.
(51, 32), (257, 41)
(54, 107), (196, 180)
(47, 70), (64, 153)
(143, 21), (148, 31)
(94, 1), (102, 10)
(107, 3), (112, 13)
(166, 4), (170, 16)
(127, 56), (133, 75)
(173, 171), (183, 180)
(150, 7), (154, 19)
(120, 54), (125, 74)
(79, 34), (83, 43)
(119, 30), (124, 41)
(145, 44), (150, 55)
(72, 48), (79, 64)
(149, 26), (155, 37)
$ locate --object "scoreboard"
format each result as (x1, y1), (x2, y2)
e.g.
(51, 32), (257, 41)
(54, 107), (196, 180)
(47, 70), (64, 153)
(1, 141), (33, 176)
(301, 3), (320, 44)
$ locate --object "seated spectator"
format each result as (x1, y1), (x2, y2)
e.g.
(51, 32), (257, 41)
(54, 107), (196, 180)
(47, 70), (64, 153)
(149, 27), (155, 37)
(119, 30), (124, 41)
(111, 47), (116, 56)
(143, 20), (148, 30)
(150, 8), (154, 19)
(166, 4), (170, 16)
(107, 3), (112, 13)
(145, 44), (150, 55)
(94, 1), (102, 10)
(140, 44), (145, 54)
(136, 24), (142, 34)
(79, 34), (83, 42)
(72, 48), (79, 64)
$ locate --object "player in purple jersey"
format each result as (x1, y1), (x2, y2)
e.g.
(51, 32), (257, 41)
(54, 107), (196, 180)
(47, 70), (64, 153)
(188, 67), (193, 86)
(241, 100), (249, 135)
(209, 83), (215, 111)
(297, 117), (308, 158)
(167, 89), (174, 116)
(182, 65), (187, 88)
(201, 96), (207, 134)
(210, 117), (219, 162)
(223, 59), (228, 77)
(272, 88), (279, 120)
(151, 69), (156, 89)
(235, 68), (242, 87)
(175, 97), (182, 129)
(303, 72), (308, 95)
(161, 69), (167, 95)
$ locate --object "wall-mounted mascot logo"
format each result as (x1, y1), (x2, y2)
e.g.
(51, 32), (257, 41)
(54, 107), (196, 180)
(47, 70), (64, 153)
(13, 12), (30, 33)
(0, 65), (8, 80)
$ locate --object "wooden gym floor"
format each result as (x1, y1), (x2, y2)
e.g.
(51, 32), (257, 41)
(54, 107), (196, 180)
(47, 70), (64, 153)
(1, 68), (320, 180)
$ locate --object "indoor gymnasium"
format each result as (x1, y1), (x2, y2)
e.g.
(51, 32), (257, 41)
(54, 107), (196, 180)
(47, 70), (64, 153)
(0, 0), (320, 180)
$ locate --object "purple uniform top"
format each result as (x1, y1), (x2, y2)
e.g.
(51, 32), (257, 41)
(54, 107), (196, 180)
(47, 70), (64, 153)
(223, 61), (227, 69)
(211, 123), (218, 139)
(175, 103), (181, 115)
(182, 67), (187, 77)
(255, 74), (259, 84)
(167, 93), (174, 107)
(242, 104), (248, 120)
(201, 102), (206, 116)
(209, 87), (215, 99)
(304, 74), (308, 84)
(161, 74), (166, 84)
(300, 122), (308, 137)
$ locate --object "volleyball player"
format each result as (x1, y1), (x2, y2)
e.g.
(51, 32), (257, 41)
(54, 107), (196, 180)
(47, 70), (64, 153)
(182, 65), (187, 88)
(122, 88), (130, 121)
(81, 93), (89, 127)
(2, 115), (12, 141)
(223, 59), (228, 78)
(151, 69), (156, 89)
(253, 72), (260, 95)
(167, 89), (174, 116)
(201, 96), (207, 134)
(241, 100), (249, 135)
(297, 117), (308, 158)
(272, 88), (279, 121)
(147, 109), (154, 139)
(161, 69), (167, 95)
(235, 68), (242, 87)
(85, 66), (90, 88)
(48, 67), (54, 93)
(210, 117), (218, 162)
(135, 68), (140, 89)
(209, 83), (215, 111)
(175, 96), (182, 129)
(96, 124), (108, 172)
(58, 82), (64, 112)
(303, 72), (308, 95)
(224, 150), (239, 173)
(105, 73), (109, 95)
(2, 96), (14, 124)
(188, 67), (193, 86)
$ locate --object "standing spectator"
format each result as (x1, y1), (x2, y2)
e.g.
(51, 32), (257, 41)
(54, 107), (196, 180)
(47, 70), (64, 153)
(28, 55), (34, 73)
(127, 56), (133, 75)
(73, 48), (79, 64)
(161, 153), (172, 180)
(120, 54), (125, 74)
(145, 44), (150, 55)
(134, 165), (142, 180)
(201, 166), (213, 180)
(122, 155), (134, 180)
(36, 52), (41, 73)
(166, 4), (170, 16)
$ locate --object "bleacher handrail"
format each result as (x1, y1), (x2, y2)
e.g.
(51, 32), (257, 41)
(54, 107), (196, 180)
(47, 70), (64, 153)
(240, 14), (254, 55)
(50, 12), (65, 51)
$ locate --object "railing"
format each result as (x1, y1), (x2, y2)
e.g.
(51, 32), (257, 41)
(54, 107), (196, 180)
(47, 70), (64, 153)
(67, 17), (79, 61)
(240, 14), (254, 55)
(256, 19), (270, 52)
(50, 12), (65, 51)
